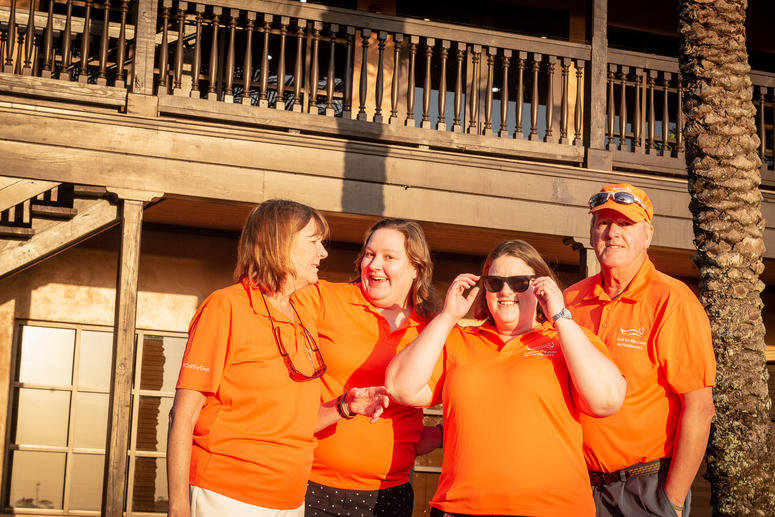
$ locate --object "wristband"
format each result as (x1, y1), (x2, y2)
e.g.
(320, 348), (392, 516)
(337, 390), (356, 419)
(670, 500), (684, 512)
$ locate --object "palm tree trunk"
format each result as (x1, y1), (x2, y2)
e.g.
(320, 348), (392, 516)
(679, 1), (775, 515)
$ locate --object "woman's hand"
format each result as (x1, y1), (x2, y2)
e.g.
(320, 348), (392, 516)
(348, 386), (390, 423)
(442, 273), (480, 320)
(530, 276), (565, 322)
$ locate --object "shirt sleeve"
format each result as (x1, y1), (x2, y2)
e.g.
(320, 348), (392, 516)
(425, 326), (460, 407)
(655, 299), (716, 394)
(176, 292), (232, 394)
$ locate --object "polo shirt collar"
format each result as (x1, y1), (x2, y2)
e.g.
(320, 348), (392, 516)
(348, 281), (423, 329)
(241, 276), (294, 323)
(589, 256), (656, 303)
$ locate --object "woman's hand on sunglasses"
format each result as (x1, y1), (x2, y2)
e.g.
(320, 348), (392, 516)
(530, 276), (565, 321)
(442, 273), (481, 321)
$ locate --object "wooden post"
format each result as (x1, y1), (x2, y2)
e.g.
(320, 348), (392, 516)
(101, 195), (145, 517)
(584, 0), (611, 170)
(563, 236), (600, 279)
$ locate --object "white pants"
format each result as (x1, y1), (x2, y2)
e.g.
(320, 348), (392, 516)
(190, 486), (305, 517)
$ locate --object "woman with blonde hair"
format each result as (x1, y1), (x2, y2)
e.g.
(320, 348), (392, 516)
(387, 239), (626, 517)
(168, 200), (387, 517)
(295, 218), (440, 517)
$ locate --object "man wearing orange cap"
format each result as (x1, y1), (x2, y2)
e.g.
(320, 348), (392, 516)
(564, 183), (716, 517)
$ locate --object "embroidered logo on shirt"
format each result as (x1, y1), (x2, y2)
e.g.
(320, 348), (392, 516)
(616, 328), (647, 351)
(183, 362), (210, 372)
(524, 341), (559, 357)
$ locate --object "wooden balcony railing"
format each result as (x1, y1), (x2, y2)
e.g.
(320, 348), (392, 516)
(0, 0), (774, 183)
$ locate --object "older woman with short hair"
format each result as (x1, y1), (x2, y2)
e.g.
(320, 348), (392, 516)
(168, 200), (387, 517)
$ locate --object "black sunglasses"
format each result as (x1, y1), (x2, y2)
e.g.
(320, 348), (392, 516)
(261, 292), (327, 382)
(481, 275), (536, 293)
(588, 191), (648, 211)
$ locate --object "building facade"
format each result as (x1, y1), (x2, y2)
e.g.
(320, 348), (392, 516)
(0, 0), (773, 515)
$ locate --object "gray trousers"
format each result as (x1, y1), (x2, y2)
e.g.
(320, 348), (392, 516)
(592, 468), (691, 517)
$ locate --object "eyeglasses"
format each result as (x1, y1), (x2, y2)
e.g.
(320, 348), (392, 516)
(481, 275), (536, 293)
(261, 292), (327, 382)
(588, 191), (648, 212)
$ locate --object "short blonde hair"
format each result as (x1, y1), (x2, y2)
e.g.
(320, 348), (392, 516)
(234, 199), (328, 293)
(354, 218), (439, 320)
(472, 240), (559, 323)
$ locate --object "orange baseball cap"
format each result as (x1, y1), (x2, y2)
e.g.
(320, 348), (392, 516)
(588, 183), (654, 223)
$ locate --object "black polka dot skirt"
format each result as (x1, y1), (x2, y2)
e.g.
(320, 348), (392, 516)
(305, 480), (414, 517)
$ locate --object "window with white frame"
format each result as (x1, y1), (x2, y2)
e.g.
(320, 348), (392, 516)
(4, 322), (185, 515)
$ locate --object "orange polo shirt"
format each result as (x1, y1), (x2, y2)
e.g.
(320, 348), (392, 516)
(564, 258), (716, 473)
(176, 279), (321, 509)
(293, 280), (427, 490)
(427, 321), (600, 517)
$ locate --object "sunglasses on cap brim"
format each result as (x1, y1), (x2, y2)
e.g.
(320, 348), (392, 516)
(588, 191), (648, 212)
(481, 275), (536, 293)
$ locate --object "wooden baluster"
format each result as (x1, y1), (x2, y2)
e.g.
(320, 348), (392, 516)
(607, 64), (615, 150)
(647, 70), (656, 154)
(483, 46), (495, 135)
(0, 29), (6, 72)
(274, 16), (288, 109)
(632, 68), (643, 152)
(158, 1), (171, 91)
(662, 72), (671, 156)
(172, 2), (187, 93)
(559, 58), (570, 144)
(342, 26), (355, 118)
(97, 0), (110, 84)
(241, 12), (255, 104)
(206, 6), (221, 100)
(437, 40), (449, 131)
(420, 37), (434, 128)
(308, 22), (322, 113)
(676, 74), (684, 154)
(60, 0), (73, 79)
(190, 3), (204, 96)
(374, 31), (386, 123)
(3, 0), (16, 72)
(451, 42), (464, 132)
(325, 24), (338, 117)
(514, 51), (525, 138)
(292, 19), (305, 112)
(618, 66), (628, 151)
(497, 50), (511, 137)
(41, 0), (55, 78)
(573, 59), (584, 146)
(388, 33), (402, 123)
(78, 0), (92, 83)
(21, 0), (36, 75)
(223, 8), (237, 102)
(467, 44), (481, 134)
(355, 28), (371, 120)
(544, 56), (556, 142)
(115, 0), (128, 87)
(258, 14), (272, 107)
(758, 86), (766, 166)
(765, 88), (775, 170)
(528, 53), (541, 141)
(405, 35), (418, 126)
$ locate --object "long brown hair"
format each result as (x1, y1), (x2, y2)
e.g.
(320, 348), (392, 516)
(354, 218), (438, 320)
(233, 199), (328, 293)
(472, 240), (559, 323)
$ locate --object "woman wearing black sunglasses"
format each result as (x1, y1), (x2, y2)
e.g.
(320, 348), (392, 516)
(386, 239), (626, 517)
(168, 200), (388, 517)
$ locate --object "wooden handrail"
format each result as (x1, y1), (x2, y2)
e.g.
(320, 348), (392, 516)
(189, 0), (591, 60)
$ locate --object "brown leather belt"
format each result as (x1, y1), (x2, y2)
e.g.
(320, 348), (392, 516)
(588, 458), (670, 487)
